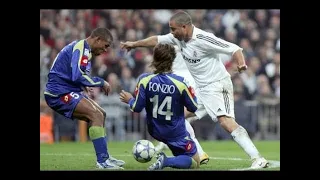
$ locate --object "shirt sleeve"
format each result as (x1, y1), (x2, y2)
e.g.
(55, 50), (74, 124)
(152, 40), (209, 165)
(71, 41), (104, 87)
(128, 80), (146, 113)
(196, 33), (243, 56)
(158, 33), (176, 44)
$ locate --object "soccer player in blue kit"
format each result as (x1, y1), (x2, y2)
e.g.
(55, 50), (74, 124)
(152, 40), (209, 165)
(119, 43), (200, 170)
(44, 27), (125, 170)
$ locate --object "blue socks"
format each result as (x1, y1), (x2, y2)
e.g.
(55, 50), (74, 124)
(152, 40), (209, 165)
(163, 155), (192, 169)
(89, 126), (109, 163)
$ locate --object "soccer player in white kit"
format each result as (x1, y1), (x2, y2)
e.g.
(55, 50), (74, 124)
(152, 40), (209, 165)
(120, 10), (269, 169)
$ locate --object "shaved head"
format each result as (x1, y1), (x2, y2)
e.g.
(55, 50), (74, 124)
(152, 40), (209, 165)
(170, 11), (192, 26)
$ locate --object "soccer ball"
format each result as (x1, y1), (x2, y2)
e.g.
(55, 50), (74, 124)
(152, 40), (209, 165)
(132, 139), (156, 163)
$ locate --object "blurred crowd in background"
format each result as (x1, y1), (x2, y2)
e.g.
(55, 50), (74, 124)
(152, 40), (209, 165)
(40, 9), (280, 143)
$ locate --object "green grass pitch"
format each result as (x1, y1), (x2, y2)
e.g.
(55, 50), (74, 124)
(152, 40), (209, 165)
(40, 140), (280, 171)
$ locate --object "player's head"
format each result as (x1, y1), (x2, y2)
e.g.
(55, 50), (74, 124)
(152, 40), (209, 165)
(151, 43), (176, 74)
(169, 11), (192, 41)
(88, 27), (113, 56)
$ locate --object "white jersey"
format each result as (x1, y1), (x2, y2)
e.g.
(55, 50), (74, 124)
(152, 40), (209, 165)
(172, 46), (197, 89)
(158, 26), (242, 88)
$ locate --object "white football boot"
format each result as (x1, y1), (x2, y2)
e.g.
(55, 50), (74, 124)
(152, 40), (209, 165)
(96, 158), (124, 170)
(108, 155), (125, 167)
(251, 157), (269, 169)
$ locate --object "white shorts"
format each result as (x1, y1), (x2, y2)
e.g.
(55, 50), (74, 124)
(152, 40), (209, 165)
(194, 77), (235, 122)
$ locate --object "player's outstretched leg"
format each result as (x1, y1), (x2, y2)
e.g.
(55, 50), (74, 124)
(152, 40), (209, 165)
(184, 119), (209, 165)
(148, 152), (199, 170)
(73, 98), (124, 170)
(219, 116), (269, 169)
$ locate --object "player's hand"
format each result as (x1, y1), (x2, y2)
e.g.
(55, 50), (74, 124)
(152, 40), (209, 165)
(120, 41), (135, 52)
(237, 64), (248, 73)
(83, 86), (94, 96)
(119, 90), (133, 104)
(101, 81), (111, 96)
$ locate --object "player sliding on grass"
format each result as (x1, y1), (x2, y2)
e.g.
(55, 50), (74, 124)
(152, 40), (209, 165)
(120, 43), (200, 170)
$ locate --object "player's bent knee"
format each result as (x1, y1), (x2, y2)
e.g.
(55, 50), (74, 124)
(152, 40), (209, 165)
(218, 116), (239, 133)
(86, 109), (105, 126)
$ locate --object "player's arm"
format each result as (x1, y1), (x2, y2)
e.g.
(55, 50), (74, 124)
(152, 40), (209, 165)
(71, 43), (104, 87)
(129, 82), (146, 112)
(120, 36), (158, 51)
(134, 36), (158, 47)
(232, 49), (247, 73)
(133, 33), (175, 46)
(198, 33), (247, 72)
(182, 83), (198, 113)
(120, 34), (175, 50)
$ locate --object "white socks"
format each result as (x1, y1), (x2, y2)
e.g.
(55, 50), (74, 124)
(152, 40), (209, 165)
(155, 141), (168, 152)
(186, 116), (198, 124)
(231, 126), (260, 160)
(185, 119), (205, 156)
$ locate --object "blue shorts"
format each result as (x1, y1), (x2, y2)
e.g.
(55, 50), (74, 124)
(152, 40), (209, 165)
(165, 135), (197, 157)
(44, 91), (86, 119)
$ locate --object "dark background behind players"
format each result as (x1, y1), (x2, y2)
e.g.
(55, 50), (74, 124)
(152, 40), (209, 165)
(40, 9), (280, 143)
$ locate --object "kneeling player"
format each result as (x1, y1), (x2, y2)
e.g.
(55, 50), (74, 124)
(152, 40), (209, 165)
(120, 43), (200, 170)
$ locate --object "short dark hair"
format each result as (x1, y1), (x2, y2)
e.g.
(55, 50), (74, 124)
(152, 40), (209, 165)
(151, 43), (176, 74)
(170, 10), (192, 26)
(90, 27), (113, 43)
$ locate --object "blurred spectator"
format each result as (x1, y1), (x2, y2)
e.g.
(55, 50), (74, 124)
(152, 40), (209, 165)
(273, 76), (280, 98)
(120, 66), (136, 94)
(40, 35), (51, 64)
(96, 73), (126, 141)
(233, 86), (255, 137)
(153, 10), (172, 24)
(255, 74), (278, 104)
(264, 52), (280, 86)
(233, 75), (252, 100)
(222, 10), (240, 30)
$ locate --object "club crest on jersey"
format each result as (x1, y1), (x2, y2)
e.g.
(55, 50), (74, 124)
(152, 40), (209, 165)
(81, 56), (88, 66)
(193, 51), (197, 57)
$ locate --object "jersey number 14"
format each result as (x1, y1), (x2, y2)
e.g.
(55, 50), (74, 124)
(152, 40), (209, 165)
(150, 95), (173, 121)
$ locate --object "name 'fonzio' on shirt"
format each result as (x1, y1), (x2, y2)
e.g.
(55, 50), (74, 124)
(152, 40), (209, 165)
(148, 81), (176, 94)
